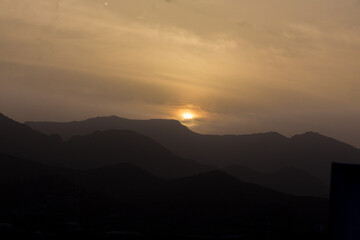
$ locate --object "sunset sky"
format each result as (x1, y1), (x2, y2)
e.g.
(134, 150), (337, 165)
(1, 0), (360, 146)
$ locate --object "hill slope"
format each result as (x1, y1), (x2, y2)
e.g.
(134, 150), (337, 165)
(57, 129), (212, 177)
(223, 164), (329, 197)
(0, 113), (61, 162)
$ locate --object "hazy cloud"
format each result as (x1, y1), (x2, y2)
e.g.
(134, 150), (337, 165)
(1, 0), (360, 146)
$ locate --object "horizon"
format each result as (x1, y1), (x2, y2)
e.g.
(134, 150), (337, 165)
(3, 111), (359, 149)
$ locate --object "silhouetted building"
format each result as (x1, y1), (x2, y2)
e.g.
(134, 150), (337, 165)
(331, 163), (360, 240)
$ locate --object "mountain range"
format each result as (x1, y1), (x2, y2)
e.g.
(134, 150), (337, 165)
(0, 113), (210, 178)
(27, 115), (360, 184)
(0, 112), (348, 238)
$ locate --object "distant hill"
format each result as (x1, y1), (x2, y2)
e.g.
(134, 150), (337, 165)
(26, 115), (195, 141)
(57, 129), (212, 177)
(26, 115), (360, 183)
(0, 113), (210, 178)
(223, 164), (329, 197)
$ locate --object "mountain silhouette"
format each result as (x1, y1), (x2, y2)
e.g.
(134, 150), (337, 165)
(287, 132), (360, 183)
(0, 113), (61, 162)
(223, 164), (329, 197)
(26, 115), (360, 183)
(57, 129), (211, 177)
(0, 113), (210, 178)
(26, 115), (194, 141)
(0, 111), (330, 239)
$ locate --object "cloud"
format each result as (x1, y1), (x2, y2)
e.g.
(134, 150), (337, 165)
(1, 0), (360, 146)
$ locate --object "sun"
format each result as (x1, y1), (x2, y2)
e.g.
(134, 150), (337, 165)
(182, 112), (194, 120)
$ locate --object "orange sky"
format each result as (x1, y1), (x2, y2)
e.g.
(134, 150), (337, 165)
(1, 0), (360, 147)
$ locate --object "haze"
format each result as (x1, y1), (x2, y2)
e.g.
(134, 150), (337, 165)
(1, 0), (360, 147)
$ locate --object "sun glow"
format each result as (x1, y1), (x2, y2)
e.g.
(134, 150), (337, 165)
(182, 112), (194, 120)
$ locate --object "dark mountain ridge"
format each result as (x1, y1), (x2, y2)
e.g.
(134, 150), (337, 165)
(27, 115), (195, 141)
(0, 113), (61, 161)
(0, 113), (210, 178)
(1, 113), (332, 197)
(0, 111), (332, 238)
(57, 129), (211, 177)
(26, 115), (360, 183)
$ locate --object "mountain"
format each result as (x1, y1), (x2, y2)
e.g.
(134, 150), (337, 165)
(26, 115), (360, 183)
(0, 112), (332, 238)
(0, 113), (61, 162)
(287, 132), (360, 184)
(0, 113), (210, 178)
(56, 129), (212, 177)
(25, 117), (293, 170)
(223, 164), (329, 197)
(26, 115), (195, 141)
